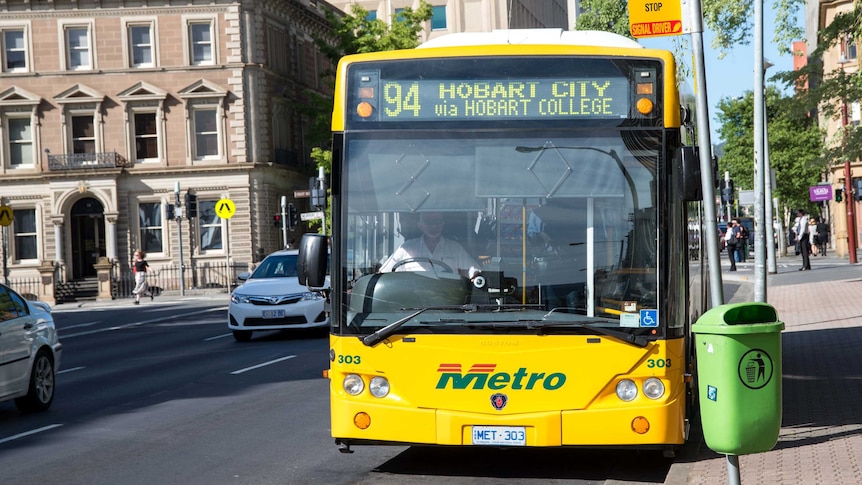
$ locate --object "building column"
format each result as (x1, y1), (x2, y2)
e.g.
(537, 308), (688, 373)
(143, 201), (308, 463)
(52, 217), (65, 266)
(105, 212), (119, 262)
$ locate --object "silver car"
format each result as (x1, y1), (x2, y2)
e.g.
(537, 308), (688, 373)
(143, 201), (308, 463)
(228, 249), (329, 342)
(0, 283), (62, 412)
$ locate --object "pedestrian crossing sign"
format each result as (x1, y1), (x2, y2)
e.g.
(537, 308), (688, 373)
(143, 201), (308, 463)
(0, 205), (12, 226)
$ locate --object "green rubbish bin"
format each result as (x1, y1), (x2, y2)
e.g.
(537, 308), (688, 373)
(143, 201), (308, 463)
(692, 302), (784, 455)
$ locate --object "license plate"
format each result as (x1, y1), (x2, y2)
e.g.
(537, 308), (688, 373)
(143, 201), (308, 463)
(262, 309), (285, 319)
(471, 426), (526, 446)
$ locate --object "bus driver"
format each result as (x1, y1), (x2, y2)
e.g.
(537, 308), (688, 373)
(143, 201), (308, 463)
(379, 212), (481, 279)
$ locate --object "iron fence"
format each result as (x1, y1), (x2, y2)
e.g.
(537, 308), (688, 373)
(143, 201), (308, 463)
(112, 261), (248, 299)
(7, 277), (41, 301)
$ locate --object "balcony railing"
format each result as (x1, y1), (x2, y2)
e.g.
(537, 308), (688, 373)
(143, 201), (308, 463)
(48, 152), (130, 171)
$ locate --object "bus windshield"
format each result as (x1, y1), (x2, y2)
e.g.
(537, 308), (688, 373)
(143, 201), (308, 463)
(340, 128), (661, 337)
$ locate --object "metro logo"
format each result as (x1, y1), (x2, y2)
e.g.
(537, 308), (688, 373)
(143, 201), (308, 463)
(436, 363), (567, 390)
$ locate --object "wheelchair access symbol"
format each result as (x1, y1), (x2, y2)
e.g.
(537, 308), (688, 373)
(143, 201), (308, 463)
(640, 309), (658, 327)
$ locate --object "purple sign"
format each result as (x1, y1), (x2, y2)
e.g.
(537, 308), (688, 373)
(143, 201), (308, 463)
(810, 185), (833, 202)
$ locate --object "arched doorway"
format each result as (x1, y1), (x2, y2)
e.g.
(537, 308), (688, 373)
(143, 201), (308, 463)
(70, 197), (106, 279)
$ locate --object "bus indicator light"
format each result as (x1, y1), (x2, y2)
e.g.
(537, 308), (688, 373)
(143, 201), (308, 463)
(632, 417), (650, 434)
(356, 102), (374, 118)
(354, 412), (371, 430)
(636, 97), (654, 115)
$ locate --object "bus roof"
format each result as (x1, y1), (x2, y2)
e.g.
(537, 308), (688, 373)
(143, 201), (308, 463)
(418, 29), (644, 50)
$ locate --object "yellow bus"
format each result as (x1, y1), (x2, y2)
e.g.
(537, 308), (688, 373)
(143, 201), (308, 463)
(299, 29), (707, 455)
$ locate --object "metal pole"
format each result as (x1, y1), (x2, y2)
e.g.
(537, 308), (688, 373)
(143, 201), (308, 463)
(753, 0), (767, 302)
(689, 0), (724, 306)
(841, 91), (858, 263)
(225, 219), (231, 291)
(845, 160), (857, 262)
(727, 455), (741, 485)
(281, 195), (288, 249)
(175, 182), (185, 297)
(2, 226), (8, 286)
(765, 112), (777, 273)
(318, 166), (327, 236)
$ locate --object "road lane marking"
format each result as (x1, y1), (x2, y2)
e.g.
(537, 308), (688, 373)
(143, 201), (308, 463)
(0, 424), (64, 445)
(61, 321), (102, 330)
(57, 366), (85, 375)
(204, 333), (233, 341)
(231, 355), (296, 375)
(61, 307), (227, 338)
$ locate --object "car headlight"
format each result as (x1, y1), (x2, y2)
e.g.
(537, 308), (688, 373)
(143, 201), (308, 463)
(643, 377), (665, 400)
(343, 374), (364, 396)
(616, 379), (638, 401)
(230, 293), (250, 304)
(369, 376), (390, 398)
(301, 292), (323, 301)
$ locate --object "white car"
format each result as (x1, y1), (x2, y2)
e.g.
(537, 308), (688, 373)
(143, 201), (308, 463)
(228, 249), (329, 341)
(0, 283), (62, 412)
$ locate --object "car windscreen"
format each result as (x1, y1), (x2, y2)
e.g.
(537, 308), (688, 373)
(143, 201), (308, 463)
(251, 255), (299, 278)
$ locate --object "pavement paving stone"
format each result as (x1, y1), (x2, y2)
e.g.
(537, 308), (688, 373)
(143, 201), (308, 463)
(676, 251), (862, 485)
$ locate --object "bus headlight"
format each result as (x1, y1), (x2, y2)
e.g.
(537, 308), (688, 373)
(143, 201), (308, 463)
(343, 374), (364, 395)
(369, 376), (390, 398)
(616, 379), (638, 401)
(643, 377), (665, 400)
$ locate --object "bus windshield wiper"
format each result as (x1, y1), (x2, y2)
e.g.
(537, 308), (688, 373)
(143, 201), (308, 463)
(522, 320), (651, 348)
(361, 304), (540, 346)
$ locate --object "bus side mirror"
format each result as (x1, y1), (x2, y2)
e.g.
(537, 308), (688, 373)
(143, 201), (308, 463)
(677, 146), (703, 202)
(298, 234), (328, 288)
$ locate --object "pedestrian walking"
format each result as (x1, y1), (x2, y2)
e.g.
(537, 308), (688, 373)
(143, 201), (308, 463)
(815, 217), (829, 256)
(131, 250), (153, 304)
(724, 220), (739, 271)
(795, 209), (811, 271)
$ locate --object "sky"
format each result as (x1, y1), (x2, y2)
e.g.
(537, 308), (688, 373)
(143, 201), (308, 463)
(637, 12), (800, 145)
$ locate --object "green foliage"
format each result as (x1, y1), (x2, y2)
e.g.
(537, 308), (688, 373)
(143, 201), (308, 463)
(715, 88), (825, 212)
(701, 0), (804, 58)
(574, 0), (632, 38)
(774, 6), (862, 168)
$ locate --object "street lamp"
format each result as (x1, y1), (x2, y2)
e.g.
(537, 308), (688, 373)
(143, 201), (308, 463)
(763, 58), (778, 274)
(838, 54), (858, 263)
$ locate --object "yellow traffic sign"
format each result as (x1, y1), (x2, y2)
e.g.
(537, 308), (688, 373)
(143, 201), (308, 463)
(215, 198), (236, 219)
(0, 206), (12, 226)
(628, 0), (683, 38)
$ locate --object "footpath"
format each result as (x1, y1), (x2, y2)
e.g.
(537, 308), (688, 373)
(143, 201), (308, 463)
(667, 250), (862, 485)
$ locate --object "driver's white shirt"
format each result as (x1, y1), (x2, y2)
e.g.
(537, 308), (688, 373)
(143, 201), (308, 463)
(379, 236), (480, 277)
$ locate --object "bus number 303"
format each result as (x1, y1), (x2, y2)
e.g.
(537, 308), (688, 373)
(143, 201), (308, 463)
(337, 354), (361, 364)
(646, 359), (671, 368)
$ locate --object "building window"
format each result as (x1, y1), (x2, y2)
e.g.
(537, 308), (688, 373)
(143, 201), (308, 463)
(395, 8), (406, 22)
(365, 11), (377, 21)
(71, 115), (96, 154)
(189, 21), (214, 65)
(198, 200), (223, 251)
(139, 202), (163, 254)
(129, 24), (154, 68)
(851, 101), (861, 127)
(431, 6), (447, 30)
(134, 112), (158, 161)
(6, 116), (33, 167)
(2, 28), (27, 72)
(13, 208), (37, 261)
(66, 26), (92, 70)
(841, 35), (857, 62)
(193, 108), (219, 159)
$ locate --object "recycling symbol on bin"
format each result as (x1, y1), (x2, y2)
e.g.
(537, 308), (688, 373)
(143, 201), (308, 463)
(737, 349), (774, 390)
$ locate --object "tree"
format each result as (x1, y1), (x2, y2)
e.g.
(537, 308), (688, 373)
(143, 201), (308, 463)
(715, 87), (824, 213)
(775, 6), (862, 167)
(574, 0), (631, 37)
(304, 2), (433, 157)
(303, 2), (433, 233)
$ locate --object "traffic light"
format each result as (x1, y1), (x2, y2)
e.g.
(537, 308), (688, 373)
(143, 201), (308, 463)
(184, 193), (198, 218)
(274, 214), (283, 228)
(719, 179), (735, 204)
(166, 204), (176, 220)
(287, 203), (298, 230)
(836, 188), (844, 203)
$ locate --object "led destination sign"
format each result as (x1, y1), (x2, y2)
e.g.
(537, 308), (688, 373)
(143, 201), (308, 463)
(352, 71), (631, 122)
